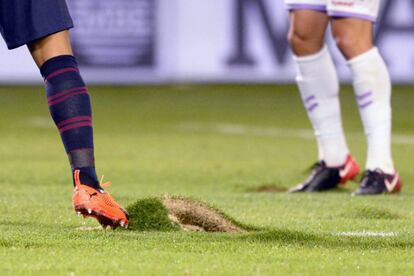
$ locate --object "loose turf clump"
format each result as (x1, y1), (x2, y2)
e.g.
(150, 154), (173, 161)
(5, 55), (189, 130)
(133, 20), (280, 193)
(126, 196), (246, 232)
(126, 198), (179, 231)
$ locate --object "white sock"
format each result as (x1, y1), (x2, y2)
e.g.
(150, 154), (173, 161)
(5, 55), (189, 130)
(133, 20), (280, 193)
(348, 47), (394, 174)
(294, 45), (349, 167)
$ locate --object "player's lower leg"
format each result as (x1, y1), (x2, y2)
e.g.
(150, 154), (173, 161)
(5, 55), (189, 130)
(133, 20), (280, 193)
(287, 11), (358, 192)
(28, 31), (129, 227)
(332, 18), (400, 195)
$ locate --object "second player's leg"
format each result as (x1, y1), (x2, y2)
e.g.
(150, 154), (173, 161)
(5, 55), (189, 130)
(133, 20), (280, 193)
(331, 18), (373, 60)
(288, 10), (328, 56)
(287, 10), (359, 193)
(331, 18), (401, 195)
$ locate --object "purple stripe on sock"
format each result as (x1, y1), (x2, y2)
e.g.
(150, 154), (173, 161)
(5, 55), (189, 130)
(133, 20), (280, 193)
(57, 116), (92, 128)
(307, 103), (319, 112)
(304, 95), (316, 103)
(48, 90), (89, 106)
(328, 11), (377, 22)
(59, 122), (93, 134)
(359, 101), (373, 109)
(45, 68), (79, 81)
(286, 4), (326, 12)
(59, 120), (92, 132)
(48, 86), (87, 101)
(356, 91), (372, 101)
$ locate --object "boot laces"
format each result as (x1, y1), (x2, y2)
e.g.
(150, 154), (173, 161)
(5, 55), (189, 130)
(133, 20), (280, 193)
(99, 175), (112, 189)
(361, 170), (384, 188)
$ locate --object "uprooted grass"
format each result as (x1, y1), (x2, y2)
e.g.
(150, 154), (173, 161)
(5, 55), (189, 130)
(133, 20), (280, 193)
(125, 197), (180, 232)
(126, 196), (254, 232)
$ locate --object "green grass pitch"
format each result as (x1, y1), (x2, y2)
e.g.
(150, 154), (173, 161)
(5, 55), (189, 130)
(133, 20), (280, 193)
(1, 84), (414, 275)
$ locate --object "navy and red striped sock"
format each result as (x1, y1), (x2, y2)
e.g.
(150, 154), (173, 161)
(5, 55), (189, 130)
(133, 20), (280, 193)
(40, 55), (100, 189)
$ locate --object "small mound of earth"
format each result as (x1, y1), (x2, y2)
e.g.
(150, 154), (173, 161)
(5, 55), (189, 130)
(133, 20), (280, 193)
(247, 184), (287, 193)
(163, 196), (243, 232)
(126, 196), (245, 233)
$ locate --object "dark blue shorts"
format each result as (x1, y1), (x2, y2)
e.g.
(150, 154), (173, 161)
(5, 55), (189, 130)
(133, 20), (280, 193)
(0, 0), (73, 49)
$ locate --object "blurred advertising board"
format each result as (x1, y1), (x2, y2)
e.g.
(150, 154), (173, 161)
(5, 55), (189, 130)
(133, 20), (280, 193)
(0, 0), (413, 83)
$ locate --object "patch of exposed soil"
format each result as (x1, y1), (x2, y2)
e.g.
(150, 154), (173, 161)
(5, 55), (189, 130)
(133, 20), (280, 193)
(162, 196), (244, 233)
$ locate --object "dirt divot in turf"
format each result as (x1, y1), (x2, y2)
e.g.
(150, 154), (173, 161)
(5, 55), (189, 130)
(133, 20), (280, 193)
(163, 196), (243, 232)
(247, 184), (287, 193)
(126, 196), (245, 233)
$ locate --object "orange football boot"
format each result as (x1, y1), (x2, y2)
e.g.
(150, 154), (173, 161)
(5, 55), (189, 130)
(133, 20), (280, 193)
(72, 170), (129, 229)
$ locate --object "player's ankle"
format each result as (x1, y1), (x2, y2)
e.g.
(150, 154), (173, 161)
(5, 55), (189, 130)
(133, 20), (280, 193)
(73, 167), (102, 190)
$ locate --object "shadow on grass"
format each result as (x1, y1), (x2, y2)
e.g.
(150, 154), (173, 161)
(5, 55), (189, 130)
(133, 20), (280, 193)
(245, 184), (352, 194)
(0, 219), (68, 232)
(323, 187), (353, 194)
(342, 205), (402, 220)
(0, 236), (49, 249)
(245, 184), (287, 193)
(236, 228), (414, 250)
(111, 226), (414, 251)
(120, 196), (413, 250)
